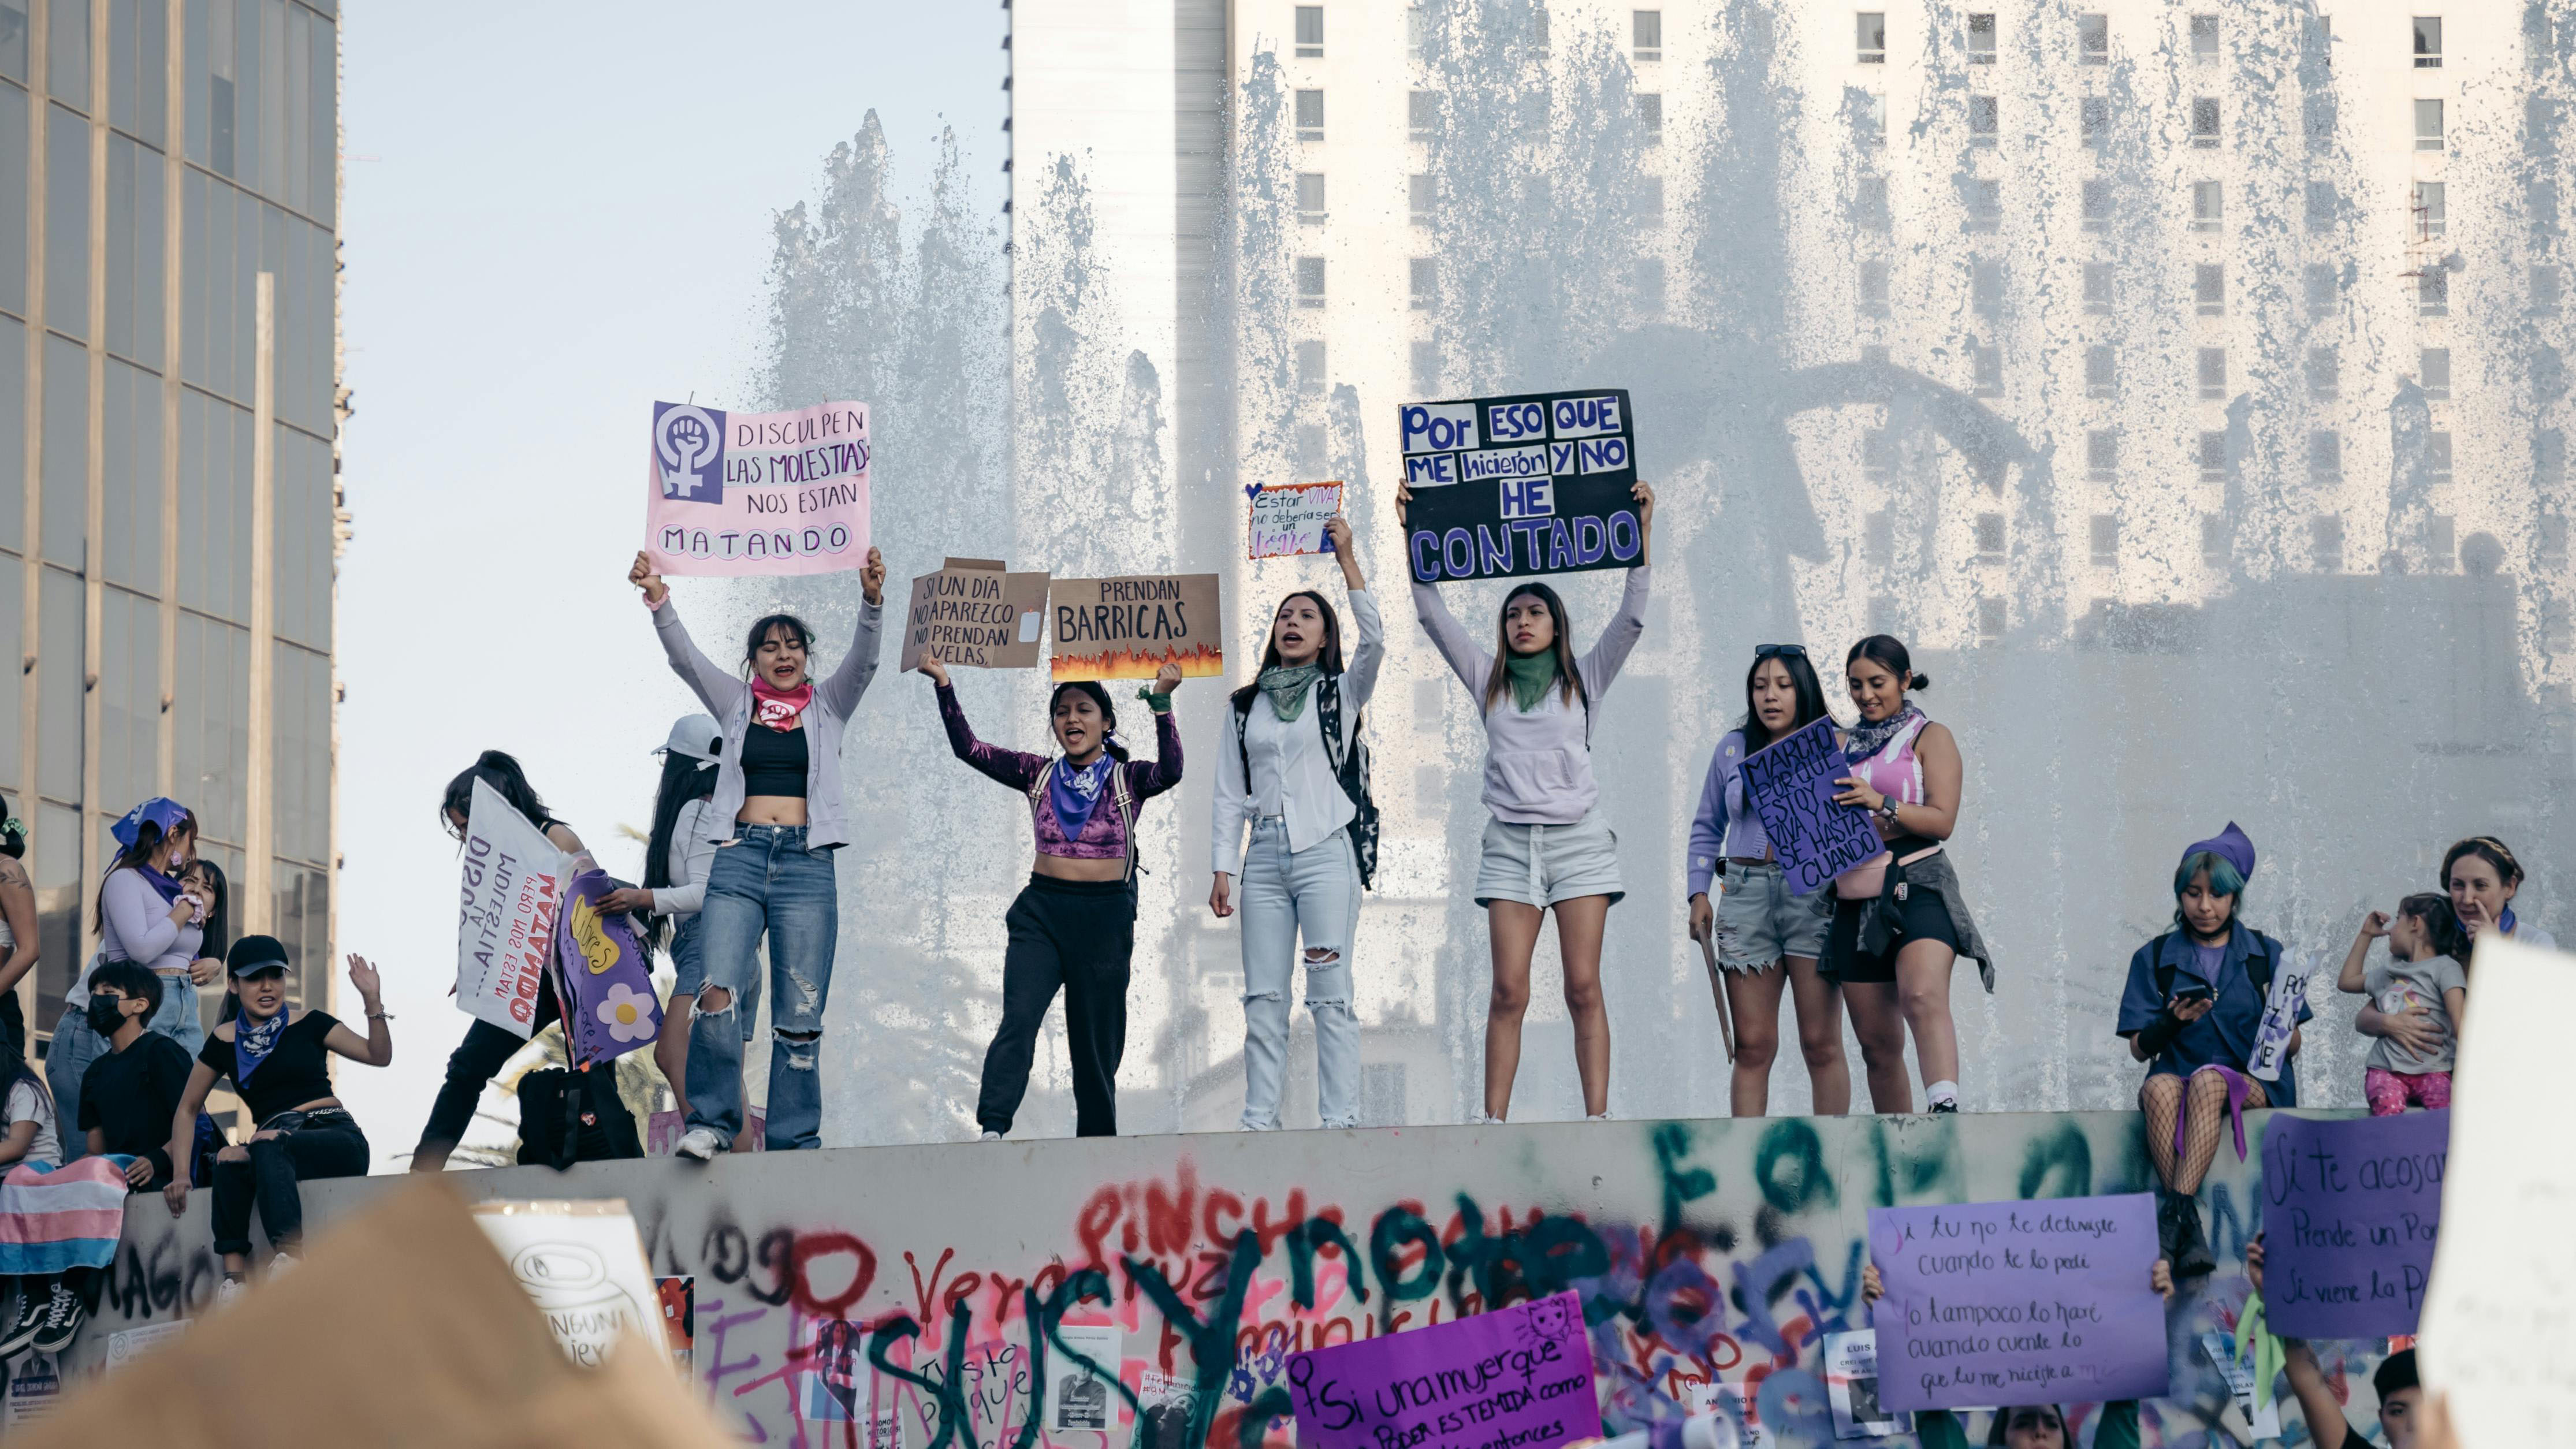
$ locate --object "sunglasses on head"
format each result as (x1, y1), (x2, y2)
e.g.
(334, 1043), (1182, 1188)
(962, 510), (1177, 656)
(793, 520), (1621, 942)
(1754, 644), (1807, 660)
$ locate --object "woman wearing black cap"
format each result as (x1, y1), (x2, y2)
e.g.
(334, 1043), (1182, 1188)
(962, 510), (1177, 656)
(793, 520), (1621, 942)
(162, 938), (392, 1304)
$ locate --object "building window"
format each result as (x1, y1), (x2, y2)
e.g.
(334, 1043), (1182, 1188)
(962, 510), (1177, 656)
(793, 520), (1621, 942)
(2414, 181), (2445, 238)
(2082, 178), (2110, 231)
(2413, 16), (2441, 68)
(2192, 180), (2223, 232)
(2086, 344), (2116, 397)
(2197, 347), (2228, 399)
(2533, 177), (2562, 232)
(1295, 89), (1325, 141)
(1296, 423), (1327, 475)
(2202, 513), (2231, 569)
(2428, 431), (2453, 482)
(1975, 512), (2005, 560)
(2421, 347), (2451, 398)
(2426, 514), (2455, 571)
(1634, 9), (1662, 62)
(2084, 262), (2113, 314)
(2079, 13), (2109, 63)
(2544, 516), (2571, 568)
(1856, 175), (1890, 230)
(1968, 13), (1996, 63)
(1296, 172), (1327, 223)
(2308, 347), (2340, 398)
(1410, 340), (1439, 394)
(1532, 5), (1550, 53)
(1963, 178), (2000, 232)
(2081, 96), (2109, 148)
(1862, 344), (1891, 367)
(1972, 258), (2002, 318)
(1977, 597), (2006, 640)
(2190, 14), (2220, 61)
(2195, 263), (2225, 315)
(1409, 173), (1435, 225)
(2309, 430), (2343, 478)
(2415, 98), (2443, 150)
(2419, 266), (2449, 316)
(2305, 181), (2338, 232)
(2191, 97), (2221, 147)
(1297, 255), (1326, 307)
(1972, 344), (2002, 396)
(1637, 176), (1665, 226)
(2536, 265), (2565, 314)
(1857, 11), (1886, 62)
(2306, 262), (2339, 318)
(2089, 514), (2120, 568)
(2198, 430), (2227, 480)
(2087, 430), (2119, 480)
(2544, 430), (2570, 488)
(1969, 94), (1998, 144)
(1408, 4), (1430, 61)
(2312, 515), (2345, 572)
(1634, 257), (1666, 315)
(2306, 94), (2337, 152)
(1296, 340), (1327, 397)
(1854, 92), (1886, 147)
(1859, 260), (1890, 315)
(1295, 5), (1324, 58)
(1408, 90), (1436, 140)
(1639, 93), (1663, 142)
(1864, 505), (1895, 558)
(1410, 257), (1436, 310)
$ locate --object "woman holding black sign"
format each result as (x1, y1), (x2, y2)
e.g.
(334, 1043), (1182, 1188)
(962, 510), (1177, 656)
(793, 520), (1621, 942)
(1685, 645), (1851, 1116)
(1822, 636), (1994, 1115)
(1398, 479), (1655, 1123)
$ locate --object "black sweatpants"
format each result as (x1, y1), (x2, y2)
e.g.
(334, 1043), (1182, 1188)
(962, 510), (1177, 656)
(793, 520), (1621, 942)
(211, 1109), (370, 1256)
(416, 975), (560, 1161)
(977, 874), (1135, 1137)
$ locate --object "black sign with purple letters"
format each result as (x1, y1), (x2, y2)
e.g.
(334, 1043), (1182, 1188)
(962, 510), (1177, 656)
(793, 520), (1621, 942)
(1400, 389), (1642, 583)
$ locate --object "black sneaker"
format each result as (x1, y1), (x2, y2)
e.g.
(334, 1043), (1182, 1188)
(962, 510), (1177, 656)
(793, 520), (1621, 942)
(0, 1287), (47, 1361)
(2170, 1194), (2217, 1279)
(29, 1279), (84, 1354)
(1929, 1100), (1960, 1114)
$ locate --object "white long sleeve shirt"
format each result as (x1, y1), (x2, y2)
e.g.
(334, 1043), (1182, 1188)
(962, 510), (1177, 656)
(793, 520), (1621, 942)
(653, 797), (720, 918)
(1211, 589), (1384, 873)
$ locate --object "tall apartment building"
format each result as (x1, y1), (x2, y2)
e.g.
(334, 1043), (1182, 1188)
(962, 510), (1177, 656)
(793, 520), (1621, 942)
(3, 0), (343, 1038)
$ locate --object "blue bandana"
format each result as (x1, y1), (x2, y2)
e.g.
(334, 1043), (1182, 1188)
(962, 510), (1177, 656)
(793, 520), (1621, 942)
(111, 797), (192, 851)
(234, 1006), (292, 1086)
(1048, 756), (1117, 841)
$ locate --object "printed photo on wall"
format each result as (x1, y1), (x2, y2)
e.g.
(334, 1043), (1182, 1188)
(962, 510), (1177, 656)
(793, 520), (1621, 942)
(803, 1318), (906, 1449)
(656, 1276), (695, 1374)
(1822, 1331), (1910, 1439)
(1049, 1323), (1127, 1432)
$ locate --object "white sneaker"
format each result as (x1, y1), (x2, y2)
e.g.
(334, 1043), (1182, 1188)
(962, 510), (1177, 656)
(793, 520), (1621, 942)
(213, 1277), (247, 1312)
(674, 1127), (726, 1161)
(1465, 1112), (1497, 1126)
(268, 1252), (300, 1278)
(1585, 1111), (1615, 1122)
(978, 1131), (1002, 1141)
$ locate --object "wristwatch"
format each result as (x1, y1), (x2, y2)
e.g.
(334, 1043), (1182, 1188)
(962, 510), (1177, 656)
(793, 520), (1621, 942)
(1877, 796), (1902, 825)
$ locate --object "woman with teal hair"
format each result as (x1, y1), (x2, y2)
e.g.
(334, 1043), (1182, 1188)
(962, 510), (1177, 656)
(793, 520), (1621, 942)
(2115, 823), (2307, 1278)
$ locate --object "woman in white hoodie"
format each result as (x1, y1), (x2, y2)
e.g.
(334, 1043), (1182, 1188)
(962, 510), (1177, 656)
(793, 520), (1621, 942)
(1399, 480), (1655, 1122)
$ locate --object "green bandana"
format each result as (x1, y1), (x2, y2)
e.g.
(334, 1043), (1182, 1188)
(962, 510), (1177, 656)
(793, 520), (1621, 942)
(1503, 651), (1562, 712)
(1256, 663), (1324, 722)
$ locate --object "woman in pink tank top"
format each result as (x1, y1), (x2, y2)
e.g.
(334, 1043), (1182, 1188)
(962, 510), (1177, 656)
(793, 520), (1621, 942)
(1822, 636), (1996, 1112)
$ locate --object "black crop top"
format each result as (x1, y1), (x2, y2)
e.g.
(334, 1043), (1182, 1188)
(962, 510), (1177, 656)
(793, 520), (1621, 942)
(740, 723), (810, 798)
(198, 1010), (342, 1124)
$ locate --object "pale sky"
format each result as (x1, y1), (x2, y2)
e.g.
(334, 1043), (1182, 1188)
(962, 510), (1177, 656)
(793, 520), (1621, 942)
(332, 4), (1005, 1165)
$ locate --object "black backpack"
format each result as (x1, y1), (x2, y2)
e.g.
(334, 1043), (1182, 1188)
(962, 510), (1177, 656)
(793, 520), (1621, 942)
(1234, 675), (1380, 889)
(516, 1063), (643, 1170)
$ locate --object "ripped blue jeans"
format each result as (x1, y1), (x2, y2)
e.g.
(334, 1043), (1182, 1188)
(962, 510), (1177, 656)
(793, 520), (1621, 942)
(690, 824), (838, 1150)
(1237, 818), (1362, 1130)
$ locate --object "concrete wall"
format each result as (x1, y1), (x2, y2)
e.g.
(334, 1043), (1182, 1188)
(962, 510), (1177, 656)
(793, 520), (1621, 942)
(60, 1109), (2387, 1448)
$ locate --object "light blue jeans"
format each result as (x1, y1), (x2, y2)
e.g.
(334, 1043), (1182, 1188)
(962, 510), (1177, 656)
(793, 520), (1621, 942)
(1237, 818), (1362, 1130)
(689, 825), (837, 1151)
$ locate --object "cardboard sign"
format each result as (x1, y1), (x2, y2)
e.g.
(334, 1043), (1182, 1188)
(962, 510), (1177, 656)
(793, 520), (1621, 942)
(1739, 720), (1885, 895)
(1248, 481), (1345, 559)
(1400, 389), (1642, 583)
(1868, 1193), (2168, 1412)
(455, 778), (568, 1039)
(645, 398), (870, 576)
(1285, 1290), (1593, 1449)
(2421, 934), (2576, 1446)
(1822, 1331), (1909, 1439)
(899, 558), (1051, 671)
(470, 1198), (662, 1370)
(1051, 575), (1224, 680)
(555, 869), (662, 1067)
(2259, 1109), (2447, 1337)
(2246, 952), (2315, 1082)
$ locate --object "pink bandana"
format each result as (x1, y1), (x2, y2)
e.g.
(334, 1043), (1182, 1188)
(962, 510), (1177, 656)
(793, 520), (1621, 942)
(750, 679), (813, 732)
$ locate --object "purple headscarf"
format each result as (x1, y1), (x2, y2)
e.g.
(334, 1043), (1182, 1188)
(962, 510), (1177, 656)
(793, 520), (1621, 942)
(2180, 821), (2257, 884)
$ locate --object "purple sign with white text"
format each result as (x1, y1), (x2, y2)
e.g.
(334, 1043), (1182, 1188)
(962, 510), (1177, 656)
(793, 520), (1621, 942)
(554, 869), (662, 1067)
(1285, 1291), (1595, 1449)
(1868, 1193), (2168, 1413)
(2260, 1109), (2447, 1338)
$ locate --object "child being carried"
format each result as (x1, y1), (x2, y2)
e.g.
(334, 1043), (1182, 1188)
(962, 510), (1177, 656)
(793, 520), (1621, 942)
(2336, 893), (2469, 1115)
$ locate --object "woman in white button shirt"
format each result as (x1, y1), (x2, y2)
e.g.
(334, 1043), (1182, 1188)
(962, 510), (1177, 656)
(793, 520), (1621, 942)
(1210, 516), (1382, 1130)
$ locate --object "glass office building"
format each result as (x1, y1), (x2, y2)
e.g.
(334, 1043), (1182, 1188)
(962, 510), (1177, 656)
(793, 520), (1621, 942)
(2, 0), (340, 1037)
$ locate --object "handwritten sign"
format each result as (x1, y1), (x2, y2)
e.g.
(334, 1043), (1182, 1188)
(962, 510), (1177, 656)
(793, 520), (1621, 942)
(900, 558), (1051, 671)
(2246, 952), (2316, 1082)
(554, 869), (662, 1067)
(1401, 390), (1641, 583)
(2422, 934), (2576, 1446)
(1739, 720), (1883, 895)
(1051, 574), (1224, 681)
(645, 398), (870, 576)
(1867, 1193), (2167, 1412)
(1286, 1290), (1594, 1449)
(1248, 481), (1346, 559)
(454, 778), (566, 1038)
(2258, 1110), (2445, 1337)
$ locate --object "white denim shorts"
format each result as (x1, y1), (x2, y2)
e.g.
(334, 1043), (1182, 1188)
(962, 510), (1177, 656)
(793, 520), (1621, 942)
(1474, 809), (1625, 908)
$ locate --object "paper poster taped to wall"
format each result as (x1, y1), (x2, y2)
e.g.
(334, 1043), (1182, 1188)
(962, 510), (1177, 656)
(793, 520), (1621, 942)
(1049, 1323), (1127, 1431)
(657, 1276), (695, 1374)
(1, 1354), (59, 1430)
(803, 1318), (906, 1448)
(2259, 1109), (2446, 1338)
(900, 558), (1051, 671)
(2199, 1331), (2280, 1440)
(105, 1320), (187, 1370)
(1740, 719), (1885, 896)
(556, 869), (661, 1067)
(1051, 575), (1224, 680)
(470, 1198), (661, 1370)
(1286, 1290), (1593, 1449)
(1684, 1381), (1770, 1447)
(1399, 389), (1641, 583)
(645, 398), (871, 576)
(454, 778), (566, 1040)
(1248, 481), (1345, 559)
(1822, 1331), (1910, 1439)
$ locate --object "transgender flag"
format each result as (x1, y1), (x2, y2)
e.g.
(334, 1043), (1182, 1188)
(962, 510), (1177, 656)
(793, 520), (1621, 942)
(0, 1157), (133, 1274)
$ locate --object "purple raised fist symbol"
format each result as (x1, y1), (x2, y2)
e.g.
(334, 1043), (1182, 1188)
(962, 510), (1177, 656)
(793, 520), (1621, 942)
(655, 403), (726, 502)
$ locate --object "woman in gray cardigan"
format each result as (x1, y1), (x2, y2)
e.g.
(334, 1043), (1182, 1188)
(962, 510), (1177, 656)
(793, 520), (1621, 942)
(629, 547), (885, 1158)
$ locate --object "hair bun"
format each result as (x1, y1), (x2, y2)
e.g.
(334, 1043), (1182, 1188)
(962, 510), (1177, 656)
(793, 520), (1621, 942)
(1909, 671), (1933, 691)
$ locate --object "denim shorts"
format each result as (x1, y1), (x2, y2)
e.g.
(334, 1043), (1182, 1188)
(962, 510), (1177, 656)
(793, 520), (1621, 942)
(1473, 809), (1624, 908)
(1713, 861), (1834, 970)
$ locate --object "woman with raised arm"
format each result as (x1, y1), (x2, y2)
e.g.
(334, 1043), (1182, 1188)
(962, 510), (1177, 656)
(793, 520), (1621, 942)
(1823, 636), (1995, 1115)
(630, 547), (887, 1159)
(1398, 479), (1655, 1122)
(1210, 516), (1382, 1130)
(918, 657), (1183, 1139)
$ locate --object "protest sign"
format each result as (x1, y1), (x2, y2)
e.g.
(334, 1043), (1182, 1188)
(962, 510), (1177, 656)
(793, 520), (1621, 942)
(1822, 1331), (1909, 1439)
(470, 1198), (662, 1370)
(899, 558), (1051, 672)
(1400, 389), (1642, 583)
(1867, 1193), (2166, 1412)
(1285, 1290), (1594, 1449)
(556, 869), (662, 1067)
(644, 398), (870, 576)
(2245, 951), (2316, 1082)
(2421, 933), (2576, 1447)
(1051, 575), (1224, 681)
(455, 778), (567, 1039)
(1248, 481), (1345, 559)
(2258, 1109), (2446, 1337)
(1739, 720), (1884, 895)
(2198, 1331), (2279, 1441)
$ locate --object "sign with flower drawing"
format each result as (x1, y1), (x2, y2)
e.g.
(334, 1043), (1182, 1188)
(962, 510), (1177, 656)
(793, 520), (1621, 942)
(554, 869), (662, 1066)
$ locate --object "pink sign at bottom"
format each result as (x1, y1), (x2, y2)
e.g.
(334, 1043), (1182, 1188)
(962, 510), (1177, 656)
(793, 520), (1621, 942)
(1286, 1291), (1595, 1449)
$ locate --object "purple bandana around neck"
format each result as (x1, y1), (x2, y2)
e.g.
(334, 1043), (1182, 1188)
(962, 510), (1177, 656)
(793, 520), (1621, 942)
(1049, 755), (1117, 841)
(132, 863), (187, 904)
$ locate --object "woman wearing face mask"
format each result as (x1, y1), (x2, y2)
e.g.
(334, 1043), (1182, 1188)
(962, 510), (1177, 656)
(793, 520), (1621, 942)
(1399, 479), (1656, 1122)
(165, 938), (390, 1304)
(53, 840), (227, 1166)
(631, 547), (887, 1160)
(918, 658), (1185, 1139)
(0, 797), (32, 1056)
(1211, 517), (1380, 1131)
(1685, 645), (1849, 1117)
(1823, 637), (1995, 1115)
(91, 798), (221, 1056)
